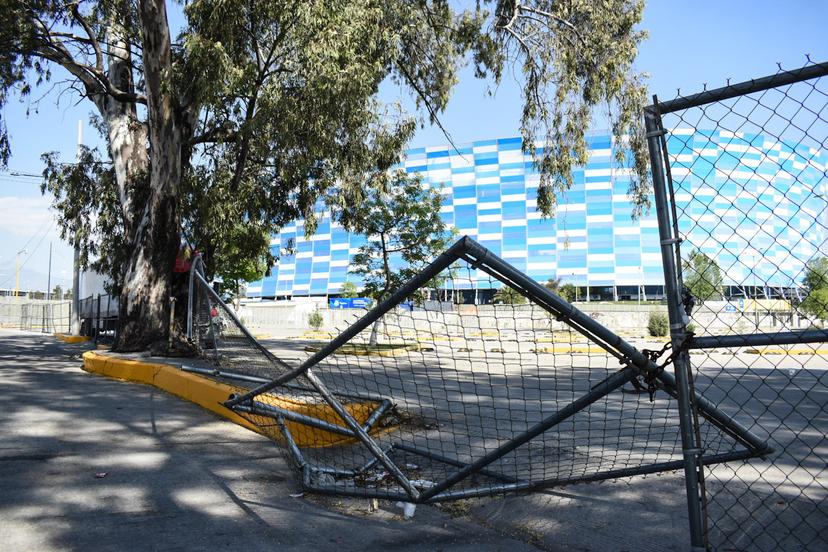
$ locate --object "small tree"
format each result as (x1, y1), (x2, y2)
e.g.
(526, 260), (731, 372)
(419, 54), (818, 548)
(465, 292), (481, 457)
(683, 250), (723, 302)
(493, 286), (527, 305)
(801, 257), (828, 321)
(308, 310), (324, 331)
(347, 171), (452, 345)
(338, 281), (359, 299)
(52, 285), (63, 301)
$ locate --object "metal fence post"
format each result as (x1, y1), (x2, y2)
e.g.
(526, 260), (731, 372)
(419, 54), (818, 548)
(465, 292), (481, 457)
(645, 103), (707, 551)
(94, 294), (101, 345)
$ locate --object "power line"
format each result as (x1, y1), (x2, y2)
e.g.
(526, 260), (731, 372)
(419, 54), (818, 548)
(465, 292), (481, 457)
(0, 220), (55, 289)
(14, 215), (53, 256)
(6, 170), (42, 178)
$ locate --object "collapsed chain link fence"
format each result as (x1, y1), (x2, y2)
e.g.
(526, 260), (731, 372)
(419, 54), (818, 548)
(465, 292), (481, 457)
(647, 60), (828, 550)
(187, 238), (768, 539)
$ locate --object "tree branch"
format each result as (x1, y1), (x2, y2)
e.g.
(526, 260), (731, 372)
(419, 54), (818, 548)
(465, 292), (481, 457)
(70, 2), (103, 72)
(517, 5), (587, 46)
(395, 61), (461, 154)
(189, 125), (238, 146)
(30, 13), (147, 105)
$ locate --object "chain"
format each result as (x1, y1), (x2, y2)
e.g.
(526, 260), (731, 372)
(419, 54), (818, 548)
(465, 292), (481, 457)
(639, 331), (694, 402)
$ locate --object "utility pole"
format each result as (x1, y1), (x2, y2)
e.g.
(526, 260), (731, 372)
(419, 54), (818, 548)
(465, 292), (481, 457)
(46, 242), (52, 300)
(70, 120), (82, 335)
(42, 242), (52, 333)
(14, 248), (28, 297)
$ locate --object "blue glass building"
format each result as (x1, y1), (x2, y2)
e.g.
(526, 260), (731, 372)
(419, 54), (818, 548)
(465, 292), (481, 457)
(246, 131), (827, 301)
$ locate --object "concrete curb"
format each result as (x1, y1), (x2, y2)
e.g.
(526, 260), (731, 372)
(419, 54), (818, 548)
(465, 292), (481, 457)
(82, 350), (262, 434)
(81, 350), (385, 447)
(54, 333), (91, 343)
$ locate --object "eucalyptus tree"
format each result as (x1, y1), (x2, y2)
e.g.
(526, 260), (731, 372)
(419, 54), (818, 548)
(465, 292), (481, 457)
(1, 0), (648, 350)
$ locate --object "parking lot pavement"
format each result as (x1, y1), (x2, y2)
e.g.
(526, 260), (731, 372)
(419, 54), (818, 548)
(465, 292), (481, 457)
(0, 329), (540, 552)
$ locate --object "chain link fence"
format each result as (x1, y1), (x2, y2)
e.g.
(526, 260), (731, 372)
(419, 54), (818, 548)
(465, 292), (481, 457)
(646, 60), (828, 550)
(0, 299), (71, 333)
(202, 237), (766, 519)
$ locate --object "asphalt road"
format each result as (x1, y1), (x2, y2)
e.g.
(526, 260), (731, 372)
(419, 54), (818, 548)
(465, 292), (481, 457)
(3, 327), (824, 551)
(0, 329), (542, 552)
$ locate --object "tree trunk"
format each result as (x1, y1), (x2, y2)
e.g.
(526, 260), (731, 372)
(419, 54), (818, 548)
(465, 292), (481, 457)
(99, 14), (148, 236)
(115, 0), (182, 351)
(369, 233), (393, 347)
(369, 319), (382, 347)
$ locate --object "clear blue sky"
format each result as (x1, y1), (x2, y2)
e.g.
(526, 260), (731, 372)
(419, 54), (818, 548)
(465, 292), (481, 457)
(2, 0), (827, 292)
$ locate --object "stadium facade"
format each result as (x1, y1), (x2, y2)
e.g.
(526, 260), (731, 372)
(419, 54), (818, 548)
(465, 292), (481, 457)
(246, 131), (827, 302)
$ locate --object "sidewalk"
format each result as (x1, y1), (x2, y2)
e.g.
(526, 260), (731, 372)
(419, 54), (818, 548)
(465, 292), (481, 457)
(0, 329), (540, 552)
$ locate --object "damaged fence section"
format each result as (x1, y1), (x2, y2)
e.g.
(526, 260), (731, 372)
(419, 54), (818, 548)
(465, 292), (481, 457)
(188, 238), (768, 519)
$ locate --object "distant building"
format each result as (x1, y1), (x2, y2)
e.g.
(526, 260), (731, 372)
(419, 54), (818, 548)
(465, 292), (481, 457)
(247, 131), (827, 303)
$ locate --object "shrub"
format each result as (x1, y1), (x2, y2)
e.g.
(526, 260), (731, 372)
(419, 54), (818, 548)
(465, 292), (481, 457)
(493, 286), (528, 305)
(558, 283), (577, 302)
(648, 312), (669, 337)
(308, 310), (324, 331)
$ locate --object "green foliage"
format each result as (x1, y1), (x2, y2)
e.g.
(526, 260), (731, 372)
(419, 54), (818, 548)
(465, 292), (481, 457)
(648, 311), (669, 337)
(802, 257), (828, 292)
(686, 322), (696, 334)
(40, 147), (129, 295)
(212, 224), (271, 298)
(51, 285), (63, 300)
(338, 281), (359, 298)
(546, 278), (576, 302)
(683, 250), (723, 302)
(308, 310), (324, 331)
(494, 286), (528, 305)
(558, 283), (577, 302)
(801, 257), (828, 320)
(347, 171), (452, 300)
(1, 1), (650, 337)
(544, 277), (561, 292)
(490, 1), (650, 217)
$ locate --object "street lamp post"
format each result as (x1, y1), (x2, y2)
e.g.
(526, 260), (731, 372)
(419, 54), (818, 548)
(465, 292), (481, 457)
(14, 248), (28, 298)
(752, 254), (759, 330)
(571, 272), (578, 302)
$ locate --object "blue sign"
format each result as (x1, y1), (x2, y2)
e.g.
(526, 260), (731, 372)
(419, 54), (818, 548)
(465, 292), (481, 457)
(351, 297), (372, 309)
(329, 297), (373, 309)
(724, 304), (737, 313)
(738, 298), (745, 310)
(329, 298), (349, 309)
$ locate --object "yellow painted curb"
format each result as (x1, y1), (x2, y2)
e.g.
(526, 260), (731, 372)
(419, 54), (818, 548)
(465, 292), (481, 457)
(531, 345), (608, 354)
(745, 347), (828, 356)
(82, 351), (382, 447)
(299, 331), (335, 340)
(304, 343), (421, 357)
(55, 333), (91, 343)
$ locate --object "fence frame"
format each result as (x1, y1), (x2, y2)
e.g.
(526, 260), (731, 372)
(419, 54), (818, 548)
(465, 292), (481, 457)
(219, 236), (770, 506)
